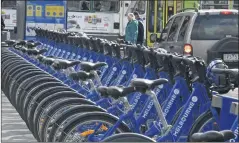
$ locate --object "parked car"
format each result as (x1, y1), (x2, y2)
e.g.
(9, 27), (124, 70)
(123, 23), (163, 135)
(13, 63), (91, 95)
(151, 9), (238, 68)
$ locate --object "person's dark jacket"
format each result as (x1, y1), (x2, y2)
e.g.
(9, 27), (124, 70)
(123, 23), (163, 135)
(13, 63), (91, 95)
(136, 18), (144, 44)
(1, 17), (5, 30)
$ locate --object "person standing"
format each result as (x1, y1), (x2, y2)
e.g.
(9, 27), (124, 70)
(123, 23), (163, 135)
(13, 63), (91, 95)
(125, 13), (138, 44)
(134, 11), (144, 45)
(1, 16), (5, 31)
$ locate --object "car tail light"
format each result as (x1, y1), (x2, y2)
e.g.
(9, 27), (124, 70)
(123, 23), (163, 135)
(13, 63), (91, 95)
(184, 44), (193, 55)
(220, 11), (233, 15)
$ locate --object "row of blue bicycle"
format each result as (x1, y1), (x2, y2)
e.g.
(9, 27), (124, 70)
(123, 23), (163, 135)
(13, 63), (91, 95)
(2, 27), (238, 142)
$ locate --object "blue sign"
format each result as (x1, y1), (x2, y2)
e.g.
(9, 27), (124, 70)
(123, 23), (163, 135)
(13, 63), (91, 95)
(25, 0), (67, 40)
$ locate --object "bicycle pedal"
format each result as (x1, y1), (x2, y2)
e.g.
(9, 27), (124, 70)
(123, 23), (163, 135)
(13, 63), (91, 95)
(140, 124), (147, 133)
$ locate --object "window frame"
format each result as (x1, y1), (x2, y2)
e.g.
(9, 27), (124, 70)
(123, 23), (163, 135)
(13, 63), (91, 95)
(167, 16), (183, 42)
(134, 1), (146, 15)
(67, 0), (120, 13)
(148, 0), (155, 32)
(200, 0), (229, 9)
(191, 14), (238, 40)
(158, 17), (174, 42)
(177, 15), (191, 42)
(1, 1), (16, 9)
(92, 0), (120, 13)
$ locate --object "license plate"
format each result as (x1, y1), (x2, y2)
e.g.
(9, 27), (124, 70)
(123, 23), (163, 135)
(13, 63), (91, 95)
(223, 53), (238, 62)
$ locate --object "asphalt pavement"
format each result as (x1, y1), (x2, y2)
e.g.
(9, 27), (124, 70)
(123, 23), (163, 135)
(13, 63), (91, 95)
(1, 92), (36, 142)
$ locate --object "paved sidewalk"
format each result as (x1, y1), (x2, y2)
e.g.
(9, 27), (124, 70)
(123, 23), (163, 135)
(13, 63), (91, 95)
(1, 92), (36, 142)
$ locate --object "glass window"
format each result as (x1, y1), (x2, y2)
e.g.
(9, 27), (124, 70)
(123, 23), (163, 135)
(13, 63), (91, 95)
(159, 18), (174, 42)
(233, 0), (238, 9)
(93, 0), (119, 12)
(134, 1), (146, 15)
(67, 0), (90, 11)
(167, 16), (183, 41)
(148, 1), (155, 32)
(157, 0), (163, 33)
(201, 0), (228, 9)
(126, 1), (146, 15)
(2, 1), (16, 9)
(191, 15), (238, 40)
(178, 16), (191, 41)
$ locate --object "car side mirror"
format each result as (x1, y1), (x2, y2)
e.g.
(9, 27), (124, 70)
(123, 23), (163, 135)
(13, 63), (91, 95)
(150, 33), (157, 43)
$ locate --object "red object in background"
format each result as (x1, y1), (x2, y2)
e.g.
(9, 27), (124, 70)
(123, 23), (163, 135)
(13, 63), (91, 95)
(104, 23), (108, 27)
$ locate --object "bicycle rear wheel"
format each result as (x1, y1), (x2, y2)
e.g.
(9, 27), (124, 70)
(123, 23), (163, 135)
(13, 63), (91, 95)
(47, 105), (106, 142)
(56, 112), (131, 142)
(103, 133), (156, 142)
(39, 99), (96, 141)
(187, 110), (217, 141)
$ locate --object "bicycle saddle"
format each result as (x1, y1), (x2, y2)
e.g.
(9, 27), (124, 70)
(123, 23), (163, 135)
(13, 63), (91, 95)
(190, 130), (235, 142)
(37, 55), (58, 65)
(80, 62), (107, 72)
(26, 48), (48, 56)
(212, 68), (238, 78)
(131, 78), (168, 90)
(26, 42), (42, 49)
(97, 86), (110, 97)
(52, 59), (81, 70)
(4, 40), (17, 45)
(106, 86), (136, 99)
(1, 42), (8, 47)
(69, 71), (94, 81)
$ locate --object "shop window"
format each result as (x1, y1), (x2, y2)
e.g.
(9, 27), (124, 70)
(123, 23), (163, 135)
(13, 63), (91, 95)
(93, 0), (119, 12)
(67, 0), (90, 11)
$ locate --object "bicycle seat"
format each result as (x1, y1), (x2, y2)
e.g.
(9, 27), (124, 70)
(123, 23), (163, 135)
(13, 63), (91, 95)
(97, 86), (110, 98)
(26, 42), (42, 49)
(212, 68), (238, 78)
(80, 62), (107, 72)
(37, 55), (57, 65)
(69, 71), (94, 81)
(190, 130), (235, 142)
(52, 59), (81, 70)
(131, 78), (168, 90)
(1, 42), (8, 47)
(26, 48), (47, 56)
(107, 86), (136, 99)
(4, 40), (17, 45)
(17, 40), (27, 45)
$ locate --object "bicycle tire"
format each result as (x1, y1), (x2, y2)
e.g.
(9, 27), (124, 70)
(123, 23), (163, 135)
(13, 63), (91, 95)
(16, 77), (60, 113)
(170, 105), (184, 125)
(20, 82), (64, 121)
(2, 63), (33, 94)
(48, 105), (106, 142)
(10, 72), (47, 106)
(3, 63), (33, 87)
(9, 70), (44, 103)
(38, 99), (96, 141)
(57, 112), (131, 142)
(26, 86), (73, 128)
(2, 64), (33, 95)
(31, 91), (86, 140)
(187, 110), (214, 141)
(7, 68), (41, 101)
(15, 75), (54, 108)
(103, 133), (156, 142)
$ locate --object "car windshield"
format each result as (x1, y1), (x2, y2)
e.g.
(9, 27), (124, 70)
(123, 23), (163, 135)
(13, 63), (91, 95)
(191, 14), (238, 40)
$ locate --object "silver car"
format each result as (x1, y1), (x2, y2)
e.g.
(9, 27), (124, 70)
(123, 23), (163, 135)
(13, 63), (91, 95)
(152, 9), (238, 68)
